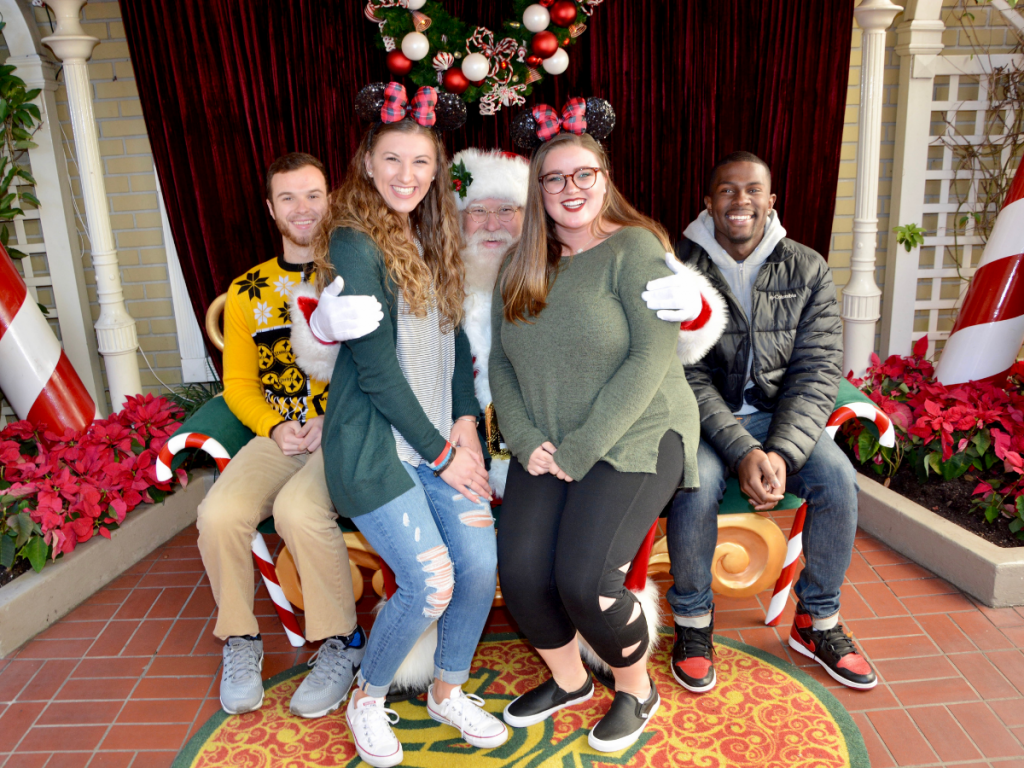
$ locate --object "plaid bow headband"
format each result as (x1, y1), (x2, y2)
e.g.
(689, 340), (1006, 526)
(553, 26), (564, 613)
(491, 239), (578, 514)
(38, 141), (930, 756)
(381, 82), (438, 128)
(531, 97), (588, 142)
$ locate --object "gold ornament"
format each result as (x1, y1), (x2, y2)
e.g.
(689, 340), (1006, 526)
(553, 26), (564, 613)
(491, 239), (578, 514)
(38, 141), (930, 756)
(569, 23), (587, 37)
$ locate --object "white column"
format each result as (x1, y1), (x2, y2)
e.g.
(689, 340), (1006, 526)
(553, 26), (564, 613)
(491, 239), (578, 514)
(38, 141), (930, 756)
(155, 173), (217, 383)
(41, 0), (141, 410)
(842, 0), (903, 378)
(880, 0), (945, 358)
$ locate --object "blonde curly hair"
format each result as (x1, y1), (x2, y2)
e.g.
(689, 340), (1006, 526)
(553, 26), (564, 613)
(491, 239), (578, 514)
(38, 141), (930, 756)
(312, 119), (464, 331)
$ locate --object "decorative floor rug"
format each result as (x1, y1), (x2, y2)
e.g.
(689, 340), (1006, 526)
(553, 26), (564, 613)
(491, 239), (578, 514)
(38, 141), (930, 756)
(174, 633), (868, 768)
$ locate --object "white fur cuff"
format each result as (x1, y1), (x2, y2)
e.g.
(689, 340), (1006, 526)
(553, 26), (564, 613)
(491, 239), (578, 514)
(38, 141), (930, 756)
(676, 264), (729, 366)
(289, 282), (339, 383)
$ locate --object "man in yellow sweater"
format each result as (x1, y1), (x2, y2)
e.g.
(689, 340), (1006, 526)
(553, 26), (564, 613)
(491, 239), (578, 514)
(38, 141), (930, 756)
(196, 153), (383, 718)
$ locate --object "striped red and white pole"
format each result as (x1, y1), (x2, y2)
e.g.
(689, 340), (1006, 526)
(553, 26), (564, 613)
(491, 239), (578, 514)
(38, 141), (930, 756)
(0, 243), (96, 432)
(154, 432), (231, 482)
(935, 162), (1024, 386)
(825, 404), (895, 448)
(765, 502), (807, 627)
(251, 532), (306, 648)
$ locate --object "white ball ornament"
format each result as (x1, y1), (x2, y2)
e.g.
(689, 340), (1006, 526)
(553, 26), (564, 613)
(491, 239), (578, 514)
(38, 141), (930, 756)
(461, 52), (490, 82)
(403, 0), (428, 9)
(522, 4), (551, 33)
(541, 47), (569, 75)
(401, 31), (430, 61)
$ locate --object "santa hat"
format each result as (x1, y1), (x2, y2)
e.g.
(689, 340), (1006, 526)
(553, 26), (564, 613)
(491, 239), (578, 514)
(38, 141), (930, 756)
(451, 148), (530, 212)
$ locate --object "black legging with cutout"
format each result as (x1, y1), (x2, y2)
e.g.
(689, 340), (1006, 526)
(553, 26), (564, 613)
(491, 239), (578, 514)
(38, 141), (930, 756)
(497, 431), (684, 668)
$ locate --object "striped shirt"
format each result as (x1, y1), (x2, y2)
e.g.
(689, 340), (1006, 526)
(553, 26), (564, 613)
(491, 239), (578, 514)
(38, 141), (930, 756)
(392, 282), (456, 466)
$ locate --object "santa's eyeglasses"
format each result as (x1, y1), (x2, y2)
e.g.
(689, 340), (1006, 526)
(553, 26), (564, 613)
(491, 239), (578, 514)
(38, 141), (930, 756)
(466, 205), (520, 223)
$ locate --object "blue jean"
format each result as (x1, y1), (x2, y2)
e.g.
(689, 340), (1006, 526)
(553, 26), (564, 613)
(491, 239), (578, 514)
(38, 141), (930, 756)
(666, 411), (859, 620)
(353, 462), (498, 697)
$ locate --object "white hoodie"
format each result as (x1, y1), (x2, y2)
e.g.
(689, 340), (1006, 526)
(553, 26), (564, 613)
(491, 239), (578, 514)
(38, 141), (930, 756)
(682, 209), (787, 414)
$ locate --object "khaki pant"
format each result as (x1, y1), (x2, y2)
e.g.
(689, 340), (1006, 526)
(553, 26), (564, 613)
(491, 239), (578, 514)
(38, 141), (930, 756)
(196, 437), (357, 641)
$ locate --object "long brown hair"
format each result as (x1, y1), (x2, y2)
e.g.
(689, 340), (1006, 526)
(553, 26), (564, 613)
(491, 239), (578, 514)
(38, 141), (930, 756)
(312, 119), (464, 330)
(501, 132), (671, 324)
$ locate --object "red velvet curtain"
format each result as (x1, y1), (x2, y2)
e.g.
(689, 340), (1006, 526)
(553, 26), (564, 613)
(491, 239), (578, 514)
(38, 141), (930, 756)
(121, 0), (854, 364)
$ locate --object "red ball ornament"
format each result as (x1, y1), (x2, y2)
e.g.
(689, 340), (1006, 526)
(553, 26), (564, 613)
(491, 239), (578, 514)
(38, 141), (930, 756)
(442, 66), (470, 94)
(549, 0), (578, 27)
(526, 55), (543, 68)
(531, 31), (559, 59)
(386, 50), (413, 76)
(540, 0), (556, 6)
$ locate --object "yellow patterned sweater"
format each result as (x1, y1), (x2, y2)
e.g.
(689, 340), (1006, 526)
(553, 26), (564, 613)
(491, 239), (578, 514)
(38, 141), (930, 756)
(223, 255), (328, 438)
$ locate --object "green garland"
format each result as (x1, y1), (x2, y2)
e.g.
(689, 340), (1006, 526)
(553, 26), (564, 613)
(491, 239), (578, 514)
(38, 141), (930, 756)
(367, 1), (600, 111)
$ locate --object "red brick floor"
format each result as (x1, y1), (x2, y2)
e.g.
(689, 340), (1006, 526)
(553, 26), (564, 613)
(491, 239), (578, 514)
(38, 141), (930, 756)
(2, 520), (1024, 767)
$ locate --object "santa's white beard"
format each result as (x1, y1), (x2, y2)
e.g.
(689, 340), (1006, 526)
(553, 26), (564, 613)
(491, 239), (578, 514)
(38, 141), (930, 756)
(461, 229), (514, 295)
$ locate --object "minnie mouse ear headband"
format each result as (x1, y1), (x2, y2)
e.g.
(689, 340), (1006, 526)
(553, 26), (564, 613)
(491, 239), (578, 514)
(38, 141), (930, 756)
(511, 96), (616, 151)
(355, 82), (468, 132)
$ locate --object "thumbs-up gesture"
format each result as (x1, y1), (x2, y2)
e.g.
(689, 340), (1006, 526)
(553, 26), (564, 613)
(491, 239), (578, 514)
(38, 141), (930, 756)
(641, 252), (703, 323)
(308, 277), (385, 343)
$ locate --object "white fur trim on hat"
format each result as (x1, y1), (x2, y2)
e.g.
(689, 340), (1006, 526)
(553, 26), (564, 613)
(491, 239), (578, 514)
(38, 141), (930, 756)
(451, 148), (530, 211)
(289, 281), (339, 383)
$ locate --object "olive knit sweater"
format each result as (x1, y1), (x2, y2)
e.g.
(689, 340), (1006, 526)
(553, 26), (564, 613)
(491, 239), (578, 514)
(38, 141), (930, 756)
(489, 226), (699, 485)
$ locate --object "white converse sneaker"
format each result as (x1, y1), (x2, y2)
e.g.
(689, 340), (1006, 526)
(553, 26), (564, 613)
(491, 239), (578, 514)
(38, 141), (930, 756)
(345, 693), (402, 767)
(427, 685), (509, 749)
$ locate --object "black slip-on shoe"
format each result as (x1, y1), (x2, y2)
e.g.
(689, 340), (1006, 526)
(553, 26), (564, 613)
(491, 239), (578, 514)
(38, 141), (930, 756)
(503, 675), (594, 728)
(587, 678), (660, 753)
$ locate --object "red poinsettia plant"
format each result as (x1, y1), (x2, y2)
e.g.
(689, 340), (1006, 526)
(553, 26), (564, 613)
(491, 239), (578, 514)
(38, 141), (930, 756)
(845, 336), (1024, 539)
(0, 394), (186, 573)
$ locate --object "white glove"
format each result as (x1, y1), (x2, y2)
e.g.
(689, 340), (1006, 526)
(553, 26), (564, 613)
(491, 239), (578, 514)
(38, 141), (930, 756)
(308, 276), (385, 343)
(641, 252), (703, 323)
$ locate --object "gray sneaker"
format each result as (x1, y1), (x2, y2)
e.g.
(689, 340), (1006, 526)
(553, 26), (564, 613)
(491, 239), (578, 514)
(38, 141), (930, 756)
(219, 635), (264, 714)
(290, 628), (366, 718)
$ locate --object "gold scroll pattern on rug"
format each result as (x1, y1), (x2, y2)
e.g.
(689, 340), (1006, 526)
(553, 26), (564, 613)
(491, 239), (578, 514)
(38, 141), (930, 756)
(182, 636), (860, 768)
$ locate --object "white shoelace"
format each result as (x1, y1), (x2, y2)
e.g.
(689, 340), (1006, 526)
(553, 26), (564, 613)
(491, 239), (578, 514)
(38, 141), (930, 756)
(223, 639), (260, 684)
(354, 699), (400, 749)
(445, 691), (494, 736)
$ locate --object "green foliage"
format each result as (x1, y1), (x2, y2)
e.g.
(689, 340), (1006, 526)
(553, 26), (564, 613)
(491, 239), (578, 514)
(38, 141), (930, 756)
(893, 223), (927, 253)
(0, 20), (43, 261)
(165, 380), (224, 421)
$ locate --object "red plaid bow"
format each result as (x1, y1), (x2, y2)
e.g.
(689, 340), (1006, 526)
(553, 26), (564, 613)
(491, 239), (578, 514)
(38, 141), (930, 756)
(380, 82), (438, 127)
(531, 98), (588, 142)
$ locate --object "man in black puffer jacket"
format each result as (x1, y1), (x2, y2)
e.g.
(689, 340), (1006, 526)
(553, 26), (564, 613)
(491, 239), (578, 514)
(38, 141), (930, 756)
(666, 152), (876, 694)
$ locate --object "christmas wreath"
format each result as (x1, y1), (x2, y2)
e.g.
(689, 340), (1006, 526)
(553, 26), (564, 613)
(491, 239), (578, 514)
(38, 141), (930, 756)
(365, 0), (604, 115)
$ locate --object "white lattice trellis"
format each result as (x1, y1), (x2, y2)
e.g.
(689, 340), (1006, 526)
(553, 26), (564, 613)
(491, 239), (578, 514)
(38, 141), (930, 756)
(885, 52), (1024, 360)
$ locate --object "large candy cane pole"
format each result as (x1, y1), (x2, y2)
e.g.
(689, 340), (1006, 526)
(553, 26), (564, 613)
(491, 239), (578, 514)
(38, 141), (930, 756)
(0, 243), (96, 432)
(765, 503), (807, 627)
(251, 533), (305, 648)
(935, 163), (1024, 385)
(155, 434), (305, 648)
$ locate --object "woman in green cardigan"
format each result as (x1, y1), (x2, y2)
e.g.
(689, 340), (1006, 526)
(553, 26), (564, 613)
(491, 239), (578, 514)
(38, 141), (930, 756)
(491, 131), (700, 752)
(310, 110), (508, 766)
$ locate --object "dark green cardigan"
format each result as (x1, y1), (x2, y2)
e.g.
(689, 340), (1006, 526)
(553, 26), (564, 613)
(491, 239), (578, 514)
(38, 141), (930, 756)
(321, 227), (480, 518)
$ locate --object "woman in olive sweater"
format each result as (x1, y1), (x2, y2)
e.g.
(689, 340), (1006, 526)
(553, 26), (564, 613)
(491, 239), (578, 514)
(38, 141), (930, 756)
(491, 132), (700, 752)
(310, 117), (508, 767)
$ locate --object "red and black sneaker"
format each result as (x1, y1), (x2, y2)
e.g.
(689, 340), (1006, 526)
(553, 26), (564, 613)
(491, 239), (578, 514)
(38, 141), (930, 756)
(670, 612), (716, 693)
(788, 603), (877, 690)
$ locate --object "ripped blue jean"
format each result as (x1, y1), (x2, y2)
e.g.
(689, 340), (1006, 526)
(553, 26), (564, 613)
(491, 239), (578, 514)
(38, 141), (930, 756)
(353, 462), (498, 697)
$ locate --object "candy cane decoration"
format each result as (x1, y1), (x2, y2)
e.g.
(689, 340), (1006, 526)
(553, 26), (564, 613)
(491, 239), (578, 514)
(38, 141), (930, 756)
(251, 532), (305, 647)
(156, 432), (305, 647)
(0, 243), (96, 433)
(826, 403), (895, 448)
(154, 432), (231, 481)
(765, 503), (807, 627)
(935, 162), (1024, 386)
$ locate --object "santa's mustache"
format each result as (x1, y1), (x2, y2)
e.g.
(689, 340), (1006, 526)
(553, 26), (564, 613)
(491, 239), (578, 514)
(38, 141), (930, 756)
(465, 228), (514, 249)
